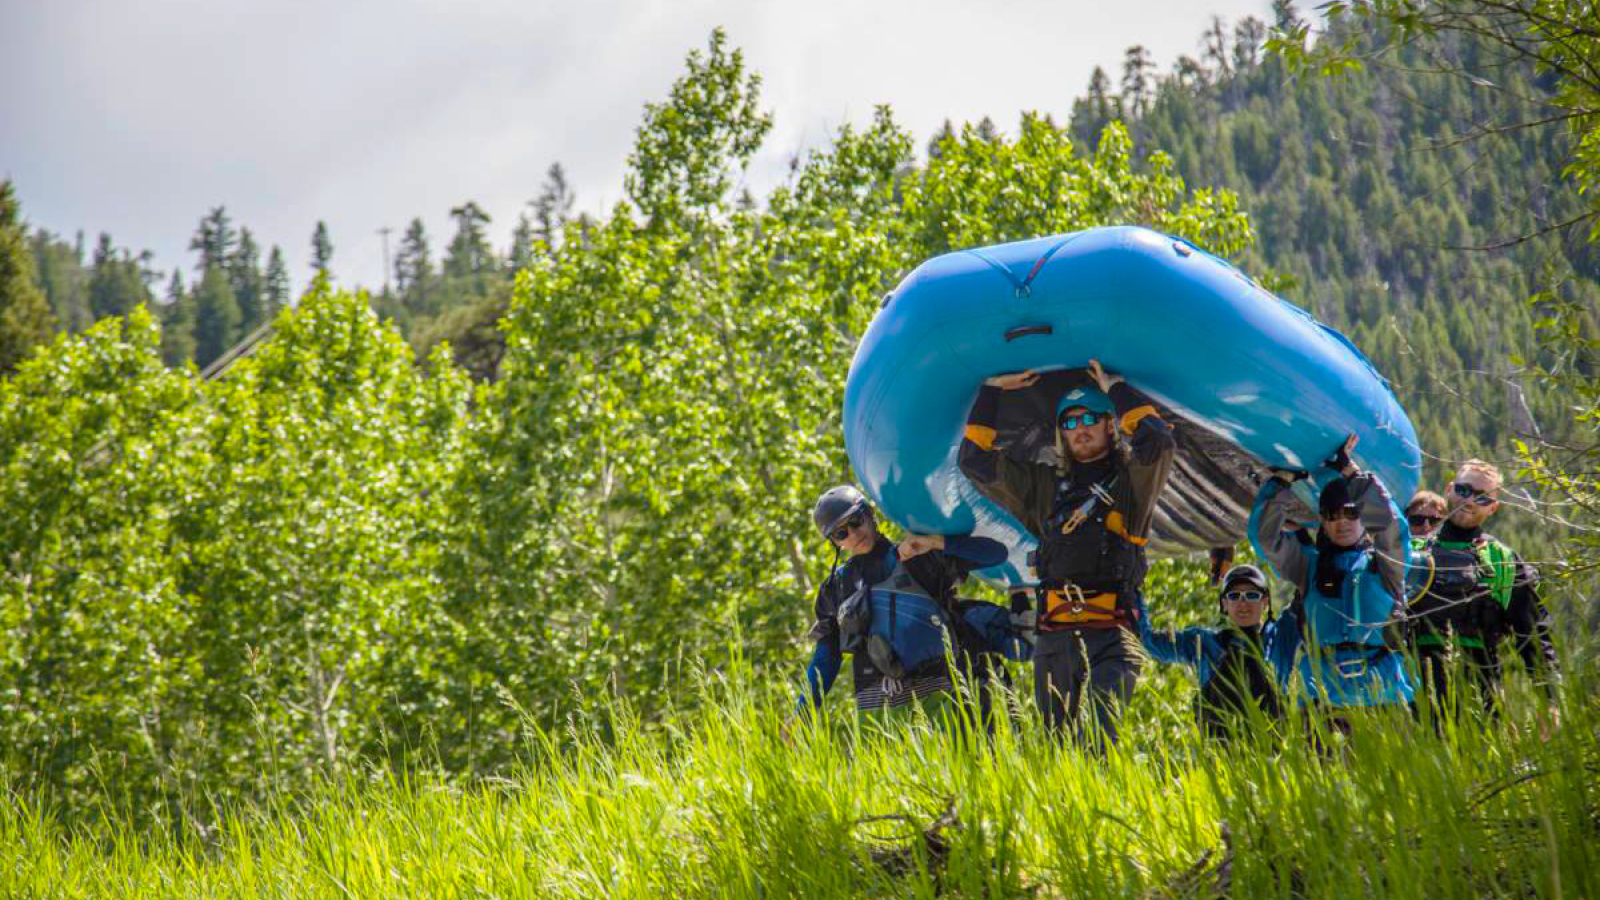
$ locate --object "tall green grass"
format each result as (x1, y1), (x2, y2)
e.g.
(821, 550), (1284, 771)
(3, 662), (1594, 899)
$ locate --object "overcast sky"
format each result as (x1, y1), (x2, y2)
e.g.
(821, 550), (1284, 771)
(2, 0), (1285, 294)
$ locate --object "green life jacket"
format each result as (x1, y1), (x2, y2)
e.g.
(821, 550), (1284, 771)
(1409, 533), (1516, 650)
(1429, 535), (1515, 610)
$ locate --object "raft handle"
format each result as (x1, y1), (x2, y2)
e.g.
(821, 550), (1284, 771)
(1004, 324), (1054, 342)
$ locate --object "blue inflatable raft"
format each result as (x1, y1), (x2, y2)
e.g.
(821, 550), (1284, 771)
(843, 226), (1421, 584)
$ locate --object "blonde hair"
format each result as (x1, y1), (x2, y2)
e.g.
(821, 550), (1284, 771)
(1407, 490), (1447, 515)
(1456, 458), (1503, 493)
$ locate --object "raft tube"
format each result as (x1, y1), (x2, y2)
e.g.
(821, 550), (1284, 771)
(843, 226), (1421, 584)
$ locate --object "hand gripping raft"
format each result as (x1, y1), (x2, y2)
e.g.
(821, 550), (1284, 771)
(842, 226), (1421, 585)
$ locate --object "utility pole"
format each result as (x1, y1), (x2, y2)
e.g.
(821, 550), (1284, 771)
(377, 226), (393, 294)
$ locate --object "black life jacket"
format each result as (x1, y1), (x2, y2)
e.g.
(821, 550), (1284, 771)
(1033, 458), (1145, 626)
(1197, 628), (1281, 738)
(1410, 526), (1511, 637)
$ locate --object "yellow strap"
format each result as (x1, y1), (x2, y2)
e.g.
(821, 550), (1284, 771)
(964, 424), (997, 450)
(1043, 590), (1121, 624)
(1120, 405), (1159, 435)
(1104, 510), (1149, 546)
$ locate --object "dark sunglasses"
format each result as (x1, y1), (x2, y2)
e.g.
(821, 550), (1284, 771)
(1451, 482), (1496, 507)
(1223, 589), (1266, 603)
(828, 513), (866, 543)
(1408, 513), (1443, 528)
(1059, 411), (1104, 431)
(1320, 506), (1361, 522)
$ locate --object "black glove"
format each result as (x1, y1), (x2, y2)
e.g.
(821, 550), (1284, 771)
(1323, 434), (1356, 473)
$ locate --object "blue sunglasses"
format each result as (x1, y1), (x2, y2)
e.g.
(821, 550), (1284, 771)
(1060, 411), (1105, 431)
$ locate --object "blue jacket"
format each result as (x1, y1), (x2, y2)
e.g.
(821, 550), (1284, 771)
(1138, 604), (1300, 691)
(1248, 474), (1414, 707)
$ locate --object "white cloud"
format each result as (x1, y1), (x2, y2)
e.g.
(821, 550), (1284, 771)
(2, 0), (1284, 294)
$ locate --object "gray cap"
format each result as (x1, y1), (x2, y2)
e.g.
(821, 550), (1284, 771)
(1221, 564), (1270, 596)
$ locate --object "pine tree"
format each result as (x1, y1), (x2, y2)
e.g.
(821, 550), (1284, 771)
(1232, 17), (1267, 71)
(310, 221), (333, 276)
(927, 119), (957, 160)
(86, 233), (152, 321)
(508, 212), (538, 274)
(1122, 46), (1155, 115)
(1271, 0), (1302, 33)
(1203, 16), (1233, 79)
(264, 245), (290, 319)
(395, 218), (433, 316)
(1071, 66), (1119, 147)
(29, 229), (91, 331)
(445, 202), (494, 278)
(192, 264), (241, 367)
(159, 269), (197, 366)
(532, 163), (576, 251)
(189, 207), (236, 273)
(395, 219), (432, 291)
(0, 180), (55, 373)
(230, 227), (264, 333)
(1174, 56), (1207, 90)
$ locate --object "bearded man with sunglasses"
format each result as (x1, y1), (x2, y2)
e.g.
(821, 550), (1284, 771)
(1408, 460), (1558, 718)
(958, 359), (1175, 746)
(795, 486), (1008, 720)
(1250, 435), (1414, 709)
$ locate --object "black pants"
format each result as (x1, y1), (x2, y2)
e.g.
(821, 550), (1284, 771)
(1415, 639), (1500, 719)
(1033, 626), (1141, 748)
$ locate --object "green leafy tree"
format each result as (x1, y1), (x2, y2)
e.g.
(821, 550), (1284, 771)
(625, 27), (772, 229)
(0, 309), (203, 816)
(0, 181), (54, 372)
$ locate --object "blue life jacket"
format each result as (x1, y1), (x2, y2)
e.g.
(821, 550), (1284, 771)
(1295, 543), (1414, 706)
(836, 555), (954, 679)
(1300, 544), (1394, 647)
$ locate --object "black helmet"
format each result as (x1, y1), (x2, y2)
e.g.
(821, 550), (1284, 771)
(813, 485), (870, 538)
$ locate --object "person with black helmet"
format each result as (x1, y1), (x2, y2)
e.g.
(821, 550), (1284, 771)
(958, 359), (1175, 746)
(1139, 563), (1300, 741)
(1249, 435), (1414, 711)
(795, 485), (1008, 721)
